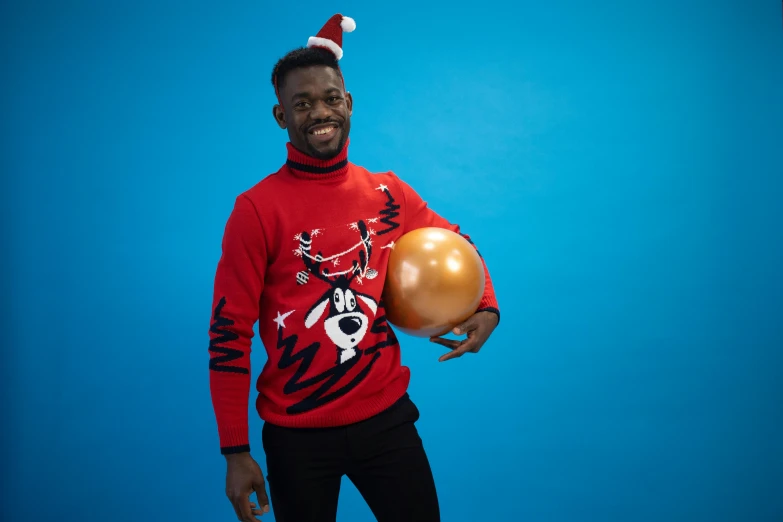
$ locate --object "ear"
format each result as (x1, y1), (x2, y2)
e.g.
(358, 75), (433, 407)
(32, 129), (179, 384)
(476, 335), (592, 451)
(356, 293), (377, 315)
(304, 298), (329, 329)
(345, 91), (353, 117)
(273, 104), (287, 129)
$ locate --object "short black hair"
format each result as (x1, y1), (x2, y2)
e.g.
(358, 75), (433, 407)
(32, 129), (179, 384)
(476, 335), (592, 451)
(271, 46), (340, 96)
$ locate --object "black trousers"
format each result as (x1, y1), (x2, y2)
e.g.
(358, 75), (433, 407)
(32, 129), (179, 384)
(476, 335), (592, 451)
(261, 394), (440, 522)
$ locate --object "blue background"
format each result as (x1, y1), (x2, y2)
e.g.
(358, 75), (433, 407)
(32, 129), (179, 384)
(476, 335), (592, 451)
(2, 1), (782, 521)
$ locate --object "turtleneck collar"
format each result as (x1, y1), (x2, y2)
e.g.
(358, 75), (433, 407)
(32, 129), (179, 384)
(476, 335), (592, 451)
(284, 138), (350, 181)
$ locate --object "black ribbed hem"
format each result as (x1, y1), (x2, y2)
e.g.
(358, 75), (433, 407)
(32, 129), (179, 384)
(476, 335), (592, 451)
(478, 307), (500, 325)
(221, 444), (250, 455)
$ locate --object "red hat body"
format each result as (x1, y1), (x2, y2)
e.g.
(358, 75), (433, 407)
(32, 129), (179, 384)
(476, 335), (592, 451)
(307, 13), (356, 61)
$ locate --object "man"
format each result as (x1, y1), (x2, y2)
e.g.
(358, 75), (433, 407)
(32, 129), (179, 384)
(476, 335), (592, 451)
(208, 14), (500, 522)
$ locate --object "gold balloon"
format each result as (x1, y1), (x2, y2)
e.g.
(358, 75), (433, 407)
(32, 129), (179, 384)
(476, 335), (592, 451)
(382, 227), (485, 338)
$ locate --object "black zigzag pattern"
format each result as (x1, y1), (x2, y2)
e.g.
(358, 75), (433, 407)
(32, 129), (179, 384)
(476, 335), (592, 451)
(276, 326), (382, 414)
(365, 304), (400, 355)
(208, 297), (249, 374)
(376, 187), (401, 236)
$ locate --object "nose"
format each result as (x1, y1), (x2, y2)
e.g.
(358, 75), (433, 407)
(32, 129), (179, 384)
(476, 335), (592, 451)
(309, 100), (332, 120)
(339, 316), (362, 335)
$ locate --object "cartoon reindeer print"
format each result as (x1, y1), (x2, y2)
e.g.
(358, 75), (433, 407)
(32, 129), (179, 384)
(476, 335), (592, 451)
(298, 220), (379, 365)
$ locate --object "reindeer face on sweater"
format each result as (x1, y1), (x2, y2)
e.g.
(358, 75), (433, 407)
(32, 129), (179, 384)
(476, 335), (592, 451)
(297, 220), (379, 364)
(305, 282), (378, 363)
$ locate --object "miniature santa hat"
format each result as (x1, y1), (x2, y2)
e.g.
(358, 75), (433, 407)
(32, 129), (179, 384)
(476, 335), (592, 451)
(307, 14), (356, 60)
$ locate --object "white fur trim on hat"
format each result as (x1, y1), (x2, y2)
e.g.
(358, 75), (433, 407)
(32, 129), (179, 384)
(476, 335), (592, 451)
(307, 36), (343, 60)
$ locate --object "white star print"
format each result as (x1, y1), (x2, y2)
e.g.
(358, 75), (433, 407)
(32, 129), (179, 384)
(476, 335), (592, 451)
(273, 310), (295, 329)
(376, 184), (388, 192)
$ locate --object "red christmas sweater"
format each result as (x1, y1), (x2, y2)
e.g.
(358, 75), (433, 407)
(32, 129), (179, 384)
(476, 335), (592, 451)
(208, 139), (499, 454)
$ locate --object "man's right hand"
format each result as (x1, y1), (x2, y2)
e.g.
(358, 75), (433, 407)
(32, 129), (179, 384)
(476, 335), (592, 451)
(225, 452), (270, 521)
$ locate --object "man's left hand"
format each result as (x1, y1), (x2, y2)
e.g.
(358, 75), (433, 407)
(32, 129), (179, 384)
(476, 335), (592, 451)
(430, 310), (499, 362)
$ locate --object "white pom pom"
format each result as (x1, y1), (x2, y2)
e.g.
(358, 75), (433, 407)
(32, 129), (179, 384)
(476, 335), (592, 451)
(341, 16), (356, 32)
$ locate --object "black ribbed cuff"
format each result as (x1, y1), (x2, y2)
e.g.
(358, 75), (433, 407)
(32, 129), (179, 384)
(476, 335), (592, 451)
(478, 307), (500, 325)
(221, 444), (251, 455)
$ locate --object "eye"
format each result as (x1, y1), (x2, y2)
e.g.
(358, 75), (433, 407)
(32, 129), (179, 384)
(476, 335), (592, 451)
(327, 96), (341, 104)
(345, 290), (357, 312)
(294, 101), (310, 110)
(333, 289), (345, 313)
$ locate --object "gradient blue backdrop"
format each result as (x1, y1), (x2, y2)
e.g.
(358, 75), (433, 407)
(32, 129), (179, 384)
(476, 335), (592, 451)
(2, 1), (782, 521)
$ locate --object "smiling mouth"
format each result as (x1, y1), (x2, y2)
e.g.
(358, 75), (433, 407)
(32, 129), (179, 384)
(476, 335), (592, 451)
(309, 124), (338, 136)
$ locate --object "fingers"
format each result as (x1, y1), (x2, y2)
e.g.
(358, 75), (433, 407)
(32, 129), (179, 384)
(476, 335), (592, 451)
(438, 341), (476, 362)
(239, 499), (258, 521)
(452, 315), (479, 336)
(433, 335), (480, 362)
(432, 326), (486, 361)
(431, 312), (496, 362)
(229, 492), (259, 521)
(254, 481), (271, 515)
(429, 337), (461, 350)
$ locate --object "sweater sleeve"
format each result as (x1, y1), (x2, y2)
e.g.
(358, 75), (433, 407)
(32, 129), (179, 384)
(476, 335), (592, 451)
(208, 194), (267, 454)
(392, 174), (500, 322)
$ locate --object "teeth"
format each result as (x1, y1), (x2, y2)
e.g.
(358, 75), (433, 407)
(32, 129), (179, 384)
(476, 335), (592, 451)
(312, 126), (335, 135)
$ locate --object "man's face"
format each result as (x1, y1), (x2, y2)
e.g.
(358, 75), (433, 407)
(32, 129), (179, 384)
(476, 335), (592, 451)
(274, 65), (353, 160)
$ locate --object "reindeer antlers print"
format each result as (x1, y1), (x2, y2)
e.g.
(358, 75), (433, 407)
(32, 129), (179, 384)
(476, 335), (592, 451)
(298, 220), (373, 284)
